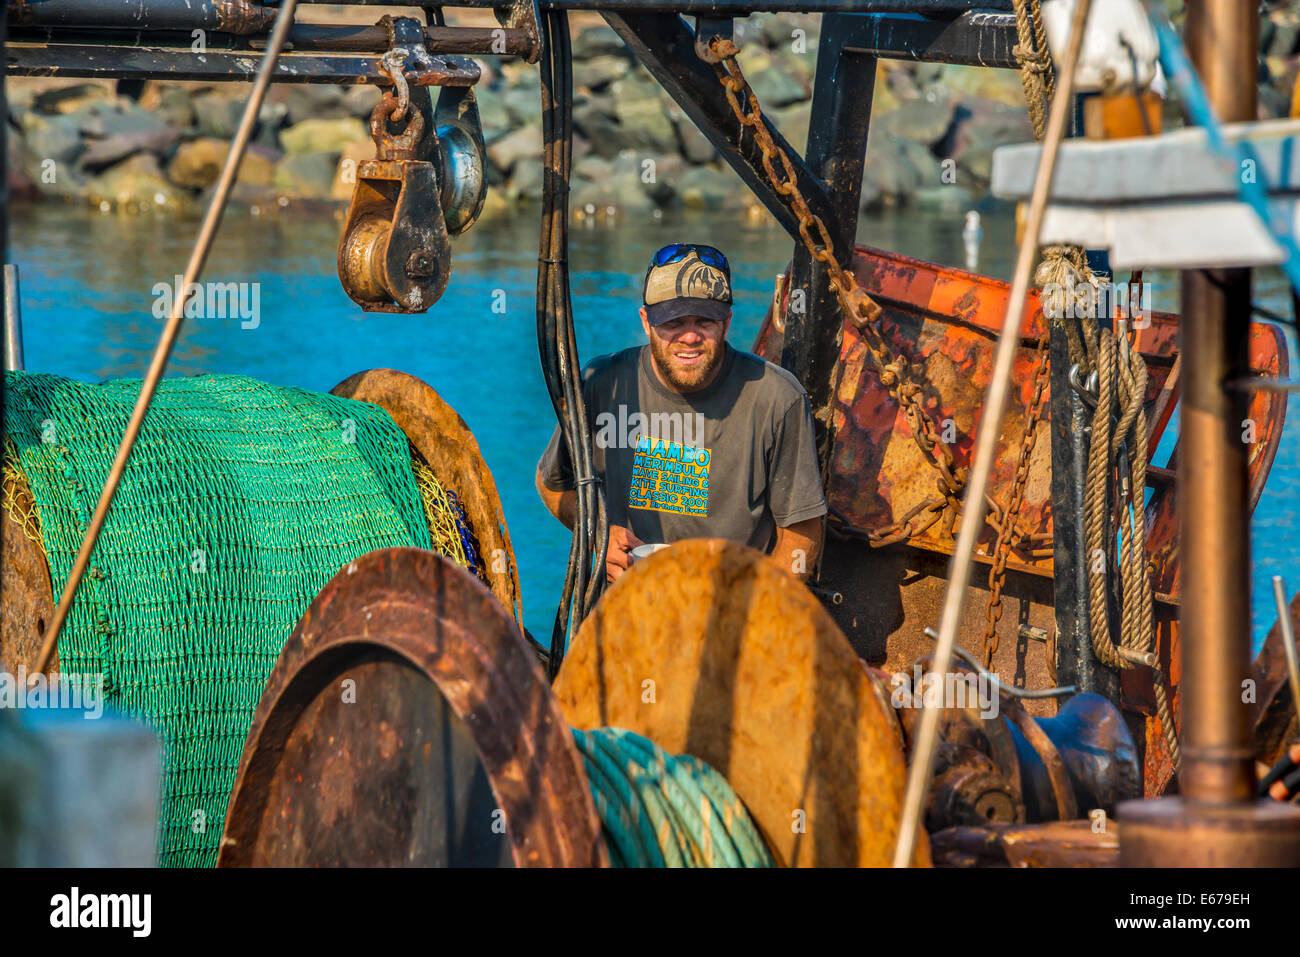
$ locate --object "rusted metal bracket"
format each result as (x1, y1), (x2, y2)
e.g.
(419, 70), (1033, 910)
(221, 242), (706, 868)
(338, 94), (452, 313)
(493, 0), (543, 63)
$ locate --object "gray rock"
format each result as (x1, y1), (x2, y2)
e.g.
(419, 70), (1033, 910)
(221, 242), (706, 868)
(273, 150), (340, 199)
(79, 127), (181, 172)
(574, 55), (631, 91)
(21, 114), (83, 165)
(154, 85), (196, 131)
(639, 153), (686, 206)
(572, 25), (627, 60)
(33, 83), (111, 115)
(486, 122), (542, 174)
(861, 132), (931, 209)
(87, 153), (189, 213)
(769, 101), (812, 156)
(676, 165), (743, 211)
(612, 80), (676, 153)
(948, 102), (1034, 189)
(474, 86), (511, 140)
(342, 85), (380, 120)
(278, 85), (351, 126)
(504, 86), (541, 127)
(573, 100), (624, 159)
(192, 92), (246, 140)
(572, 170), (654, 217)
(65, 100), (169, 139)
(877, 89), (956, 147)
(279, 117), (368, 155)
(762, 13), (817, 49)
(255, 100), (288, 151)
(668, 108), (717, 165)
(748, 64), (809, 110)
(574, 155), (613, 182)
(508, 156), (545, 203)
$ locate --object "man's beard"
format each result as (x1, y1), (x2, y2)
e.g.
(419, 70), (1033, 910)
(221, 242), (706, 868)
(648, 334), (726, 392)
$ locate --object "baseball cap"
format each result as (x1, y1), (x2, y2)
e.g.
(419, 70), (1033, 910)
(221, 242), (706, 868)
(642, 243), (733, 326)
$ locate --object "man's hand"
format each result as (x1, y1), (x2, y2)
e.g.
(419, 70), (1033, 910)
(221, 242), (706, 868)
(606, 524), (645, 583)
(771, 516), (823, 580)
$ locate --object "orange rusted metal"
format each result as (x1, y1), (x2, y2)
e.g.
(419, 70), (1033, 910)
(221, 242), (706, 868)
(753, 244), (1289, 795)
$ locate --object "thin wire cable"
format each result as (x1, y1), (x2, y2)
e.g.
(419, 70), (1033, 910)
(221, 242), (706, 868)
(892, 0), (1095, 868)
(30, 0), (301, 676)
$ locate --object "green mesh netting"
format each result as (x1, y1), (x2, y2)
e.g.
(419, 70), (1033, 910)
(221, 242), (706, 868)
(2, 371), (433, 868)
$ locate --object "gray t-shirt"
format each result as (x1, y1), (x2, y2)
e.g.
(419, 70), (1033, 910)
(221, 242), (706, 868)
(538, 343), (827, 552)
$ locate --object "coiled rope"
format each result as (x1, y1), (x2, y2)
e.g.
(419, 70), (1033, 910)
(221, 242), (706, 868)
(571, 727), (774, 868)
(1084, 331), (1179, 769)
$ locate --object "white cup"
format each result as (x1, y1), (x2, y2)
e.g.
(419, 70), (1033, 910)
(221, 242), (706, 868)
(630, 543), (670, 562)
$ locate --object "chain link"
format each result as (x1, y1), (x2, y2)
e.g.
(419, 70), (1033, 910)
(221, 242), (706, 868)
(710, 39), (968, 546)
(981, 333), (1051, 667)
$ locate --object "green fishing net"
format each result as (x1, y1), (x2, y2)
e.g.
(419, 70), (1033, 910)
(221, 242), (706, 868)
(3, 371), (433, 867)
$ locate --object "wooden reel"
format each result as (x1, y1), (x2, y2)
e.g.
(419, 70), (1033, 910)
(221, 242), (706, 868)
(331, 368), (522, 628)
(553, 538), (929, 867)
(219, 547), (603, 867)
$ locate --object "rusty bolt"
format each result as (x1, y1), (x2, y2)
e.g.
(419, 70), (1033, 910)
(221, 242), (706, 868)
(405, 249), (435, 280)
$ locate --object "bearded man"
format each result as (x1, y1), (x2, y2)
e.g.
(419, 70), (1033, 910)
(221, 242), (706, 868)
(536, 242), (827, 582)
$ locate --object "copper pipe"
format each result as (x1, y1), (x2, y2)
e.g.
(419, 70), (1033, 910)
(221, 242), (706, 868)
(891, 0), (1095, 868)
(1176, 0), (1258, 805)
(28, 0), (301, 677)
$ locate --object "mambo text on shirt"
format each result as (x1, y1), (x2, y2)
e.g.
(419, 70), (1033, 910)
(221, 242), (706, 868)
(629, 434), (711, 516)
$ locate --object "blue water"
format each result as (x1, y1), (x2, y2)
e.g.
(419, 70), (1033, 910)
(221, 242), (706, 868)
(9, 202), (1296, 652)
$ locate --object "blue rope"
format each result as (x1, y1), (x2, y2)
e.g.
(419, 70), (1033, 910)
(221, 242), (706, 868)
(571, 727), (775, 868)
(1147, 2), (1300, 294)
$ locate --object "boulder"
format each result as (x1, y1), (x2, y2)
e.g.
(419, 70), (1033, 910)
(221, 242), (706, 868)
(33, 82), (113, 115)
(945, 101), (1035, 190)
(279, 117), (368, 155)
(746, 53), (809, 109)
(861, 132), (935, 209)
(935, 64), (1028, 109)
(79, 126), (181, 172)
(503, 86), (541, 127)
(507, 156), (546, 204)
(192, 91), (247, 139)
(571, 170), (654, 218)
(19, 113), (83, 165)
(573, 155), (613, 182)
(273, 150), (340, 199)
(667, 107), (717, 165)
(486, 122), (542, 174)
(65, 100), (170, 139)
(473, 85), (511, 139)
(876, 88), (956, 147)
(342, 85), (381, 120)
(676, 165), (744, 211)
(769, 101), (812, 156)
(611, 78), (676, 153)
(574, 55), (631, 91)
(87, 154), (189, 213)
(276, 85), (352, 126)
(167, 138), (279, 189)
(572, 25), (627, 60)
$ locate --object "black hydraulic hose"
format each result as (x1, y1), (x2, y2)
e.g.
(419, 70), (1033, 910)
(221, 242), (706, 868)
(536, 9), (605, 677)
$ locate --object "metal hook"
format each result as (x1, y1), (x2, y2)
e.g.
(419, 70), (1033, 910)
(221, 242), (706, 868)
(1069, 363), (1098, 409)
(380, 48), (410, 122)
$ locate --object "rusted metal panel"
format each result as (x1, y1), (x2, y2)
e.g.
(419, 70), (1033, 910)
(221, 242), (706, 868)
(219, 547), (604, 867)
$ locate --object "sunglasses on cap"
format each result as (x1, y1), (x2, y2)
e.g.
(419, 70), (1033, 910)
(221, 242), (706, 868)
(647, 243), (730, 276)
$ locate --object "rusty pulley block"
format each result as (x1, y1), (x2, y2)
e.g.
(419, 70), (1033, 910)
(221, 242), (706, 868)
(337, 17), (488, 314)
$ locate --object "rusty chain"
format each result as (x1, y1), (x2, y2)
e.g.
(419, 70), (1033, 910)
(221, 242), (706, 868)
(710, 38), (967, 546)
(981, 332), (1051, 667)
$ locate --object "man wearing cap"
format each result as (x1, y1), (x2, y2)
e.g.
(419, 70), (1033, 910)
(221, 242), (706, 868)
(536, 242), (828, 583)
